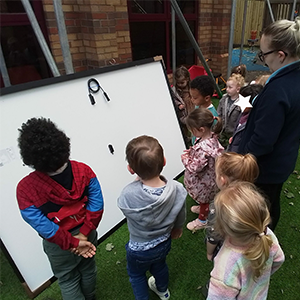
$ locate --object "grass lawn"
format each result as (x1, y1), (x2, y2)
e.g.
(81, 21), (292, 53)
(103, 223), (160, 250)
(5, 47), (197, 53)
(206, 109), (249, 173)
(0, 151), (299, 300)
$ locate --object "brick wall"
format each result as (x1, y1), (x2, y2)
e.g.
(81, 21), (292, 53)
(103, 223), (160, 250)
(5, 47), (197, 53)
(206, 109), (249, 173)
(198, 0), (231, 78)
(42, 0), (132, 74)
(42, 0), (231, 78)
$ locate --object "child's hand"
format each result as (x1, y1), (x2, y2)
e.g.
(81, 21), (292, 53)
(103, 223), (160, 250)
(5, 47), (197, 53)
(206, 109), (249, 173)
(72, 240), (96, 258)
(228, 137), (233, 144)
(181, 149), (190, 160)
(171, 228), (183, 239)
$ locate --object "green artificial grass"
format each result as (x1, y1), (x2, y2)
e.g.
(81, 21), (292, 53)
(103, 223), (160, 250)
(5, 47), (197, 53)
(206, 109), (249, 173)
(1, 153), (299, 300)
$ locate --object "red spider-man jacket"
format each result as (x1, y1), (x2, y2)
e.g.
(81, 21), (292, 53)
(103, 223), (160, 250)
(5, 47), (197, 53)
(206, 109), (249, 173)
(17, 160), (104, 250)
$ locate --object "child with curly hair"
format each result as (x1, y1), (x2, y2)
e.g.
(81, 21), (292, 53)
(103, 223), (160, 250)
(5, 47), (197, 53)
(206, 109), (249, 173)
(17, 117), (104, 300)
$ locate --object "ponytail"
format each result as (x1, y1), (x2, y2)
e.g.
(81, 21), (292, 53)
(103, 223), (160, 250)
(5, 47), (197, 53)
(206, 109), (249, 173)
(215, 152), (259, 184)
(214, 182), (272, 279)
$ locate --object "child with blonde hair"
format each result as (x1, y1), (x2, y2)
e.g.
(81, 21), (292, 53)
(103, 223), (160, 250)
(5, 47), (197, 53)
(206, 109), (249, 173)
(207, 181), (285, 299)
(206, 152), (259, 261)
(181, 108), (223, 231)
(217, 73), (245, 147)
(254, 74), (271, 86)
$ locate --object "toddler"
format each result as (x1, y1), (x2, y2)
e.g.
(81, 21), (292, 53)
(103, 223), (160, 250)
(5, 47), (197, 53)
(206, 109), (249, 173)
(181, 108), (223, 231)
(190, 75), (218, 116)
(190, 75), (218, 144)
(206, 152), (259, 261)
(231, 64), (247, 79)
(172, 66), (194, 116)
(207, 181), (285, 299)
(217, 73), (245, 147)
(16, 117), (104, 300)
(171, 66), (193, 145)
(227, 84), (264, 152)
(118, 135), (187, 300)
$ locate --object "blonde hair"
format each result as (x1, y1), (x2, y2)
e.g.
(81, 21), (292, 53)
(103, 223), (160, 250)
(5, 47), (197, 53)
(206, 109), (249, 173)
(215, 152), (259, 185)
(263, 17), (300, 58)
(255, 75), (270, 86)
(227, 73), (245, 88)
(231, 64), (247, 78)
(186, 107), (222, 134)
(214, 182), (273, 278)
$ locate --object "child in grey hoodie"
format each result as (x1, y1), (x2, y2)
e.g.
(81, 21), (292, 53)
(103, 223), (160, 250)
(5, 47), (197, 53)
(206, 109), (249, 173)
(118, 135), (187, 300)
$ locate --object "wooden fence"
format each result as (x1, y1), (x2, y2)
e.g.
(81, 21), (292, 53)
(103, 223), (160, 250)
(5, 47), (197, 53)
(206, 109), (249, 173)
(234, 0), (265, 45)
(263, 1), (300, 28)
(233, 0), (299, 46)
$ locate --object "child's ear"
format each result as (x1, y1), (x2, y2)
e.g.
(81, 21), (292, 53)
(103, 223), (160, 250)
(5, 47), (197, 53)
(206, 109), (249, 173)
(163, 157), (166, 166)
(220, 175), (228, 187)
(127, 165), (135, 175)
(204, 95), (211, 102)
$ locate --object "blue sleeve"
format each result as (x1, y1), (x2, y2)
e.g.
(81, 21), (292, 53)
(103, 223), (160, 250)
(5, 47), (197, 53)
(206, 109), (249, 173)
(20, 205), (59, 239)
(87, 177), (104, 212)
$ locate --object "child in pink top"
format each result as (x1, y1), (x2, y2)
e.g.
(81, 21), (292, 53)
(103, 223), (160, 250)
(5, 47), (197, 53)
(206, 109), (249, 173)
(181, 108), (224, 231)
(207, 182), (284, 300)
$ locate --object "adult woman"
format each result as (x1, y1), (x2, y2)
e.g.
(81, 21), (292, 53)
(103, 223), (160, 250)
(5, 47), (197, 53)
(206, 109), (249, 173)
(238, 17), (300, 230)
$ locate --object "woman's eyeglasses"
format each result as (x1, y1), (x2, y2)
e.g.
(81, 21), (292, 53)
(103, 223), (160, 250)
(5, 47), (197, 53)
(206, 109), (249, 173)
(258, 50), (288, 62)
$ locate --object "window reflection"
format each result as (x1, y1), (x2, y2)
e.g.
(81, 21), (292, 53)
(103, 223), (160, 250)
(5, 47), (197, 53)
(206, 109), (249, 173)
(130, 0), (164, 14)
(130, 22), (166, 60)
(1, 25), (50, 86)
(172, 21), (195, 66)
(0, 0), (26, 13)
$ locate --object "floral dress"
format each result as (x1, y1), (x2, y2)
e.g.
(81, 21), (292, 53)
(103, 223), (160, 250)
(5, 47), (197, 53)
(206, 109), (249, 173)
(181, 134), (224, 204)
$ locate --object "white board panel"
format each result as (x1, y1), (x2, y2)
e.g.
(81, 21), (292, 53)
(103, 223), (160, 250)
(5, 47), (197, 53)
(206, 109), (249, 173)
(0, 59), (186, 292)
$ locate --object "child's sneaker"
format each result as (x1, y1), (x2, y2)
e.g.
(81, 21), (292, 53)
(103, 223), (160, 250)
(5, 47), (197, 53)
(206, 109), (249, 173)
(148, 276), (170, 300)
(186, 218), (207, 232)
(190, 205), (200, 214)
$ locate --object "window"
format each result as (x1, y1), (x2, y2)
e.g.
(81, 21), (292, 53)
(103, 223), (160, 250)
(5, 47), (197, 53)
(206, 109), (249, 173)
(0, 0), (51, 87)
(127, 0), (198, 72)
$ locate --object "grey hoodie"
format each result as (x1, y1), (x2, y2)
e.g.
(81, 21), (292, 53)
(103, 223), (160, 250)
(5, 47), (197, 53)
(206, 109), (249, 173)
(117, 177), (187, 243)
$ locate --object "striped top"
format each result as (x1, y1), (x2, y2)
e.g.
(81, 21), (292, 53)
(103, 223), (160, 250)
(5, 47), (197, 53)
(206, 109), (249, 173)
(207, 228), (285, 300)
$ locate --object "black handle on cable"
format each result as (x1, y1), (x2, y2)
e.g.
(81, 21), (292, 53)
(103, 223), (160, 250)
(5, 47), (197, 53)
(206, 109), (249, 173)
(87, 78), (110, 105)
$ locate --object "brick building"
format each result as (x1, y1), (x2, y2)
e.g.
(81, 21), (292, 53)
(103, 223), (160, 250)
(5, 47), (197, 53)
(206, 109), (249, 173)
(0, 0), (233, 87)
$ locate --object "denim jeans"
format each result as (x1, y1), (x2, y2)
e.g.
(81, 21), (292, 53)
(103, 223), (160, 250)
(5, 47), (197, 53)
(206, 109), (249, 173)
(126, 238), (171, 300)
(43, 230), (97, 300)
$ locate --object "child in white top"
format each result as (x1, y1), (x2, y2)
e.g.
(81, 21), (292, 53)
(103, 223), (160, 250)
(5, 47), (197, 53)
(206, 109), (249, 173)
(207, 182), (285, 300)
(181, 108), (223, 231)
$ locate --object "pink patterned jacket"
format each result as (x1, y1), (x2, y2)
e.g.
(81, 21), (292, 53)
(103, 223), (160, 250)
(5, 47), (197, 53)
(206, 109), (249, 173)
(181, 135), (224, 204)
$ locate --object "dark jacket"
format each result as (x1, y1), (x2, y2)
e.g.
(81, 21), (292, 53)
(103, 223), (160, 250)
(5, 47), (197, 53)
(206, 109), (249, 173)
(227, 110), (250, 152)
(217, 94), (242, 136)
(238, 61), (300, 184)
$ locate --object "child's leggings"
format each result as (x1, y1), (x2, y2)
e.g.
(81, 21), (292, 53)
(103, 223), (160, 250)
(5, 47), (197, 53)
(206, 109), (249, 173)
(198, 203), (210, 221)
